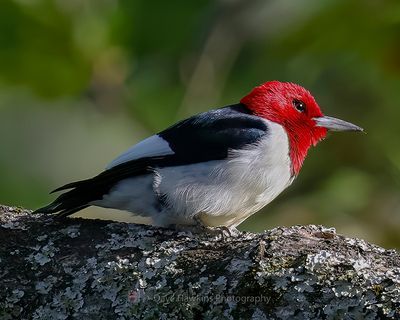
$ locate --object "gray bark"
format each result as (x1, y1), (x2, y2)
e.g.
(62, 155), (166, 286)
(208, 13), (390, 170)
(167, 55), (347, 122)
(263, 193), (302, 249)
(0, 204), (399, 319)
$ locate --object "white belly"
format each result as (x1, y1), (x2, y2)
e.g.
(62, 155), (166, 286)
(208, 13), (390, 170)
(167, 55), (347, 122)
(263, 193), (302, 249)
(97, 120), (293, 227)
(155, 120), (293, 226)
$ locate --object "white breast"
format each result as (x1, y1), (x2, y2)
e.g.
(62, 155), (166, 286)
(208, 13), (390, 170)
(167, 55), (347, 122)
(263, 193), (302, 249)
(155, 120), (293, 227)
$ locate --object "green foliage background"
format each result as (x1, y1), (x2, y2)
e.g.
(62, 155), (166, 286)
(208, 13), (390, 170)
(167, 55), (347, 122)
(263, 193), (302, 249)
(1, 0), (399, 247)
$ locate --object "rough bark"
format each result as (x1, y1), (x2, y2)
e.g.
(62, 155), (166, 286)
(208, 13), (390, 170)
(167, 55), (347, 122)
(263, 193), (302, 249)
(0, 204), (399, 320)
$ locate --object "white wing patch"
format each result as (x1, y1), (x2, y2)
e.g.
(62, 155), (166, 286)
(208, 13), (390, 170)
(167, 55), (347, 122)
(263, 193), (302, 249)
(106, 134), (174, 169)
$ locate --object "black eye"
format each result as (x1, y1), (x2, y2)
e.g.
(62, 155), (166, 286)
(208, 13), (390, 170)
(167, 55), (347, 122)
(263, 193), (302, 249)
(293, 99), (306, 113)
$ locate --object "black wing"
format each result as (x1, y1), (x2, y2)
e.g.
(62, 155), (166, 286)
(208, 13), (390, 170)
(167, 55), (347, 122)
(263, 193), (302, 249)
(33, 104), (268, 217)
(159, 104), (268, 164)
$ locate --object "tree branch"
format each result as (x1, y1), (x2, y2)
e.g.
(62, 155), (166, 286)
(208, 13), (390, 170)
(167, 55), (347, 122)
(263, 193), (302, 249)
(0, 204), (399, 319)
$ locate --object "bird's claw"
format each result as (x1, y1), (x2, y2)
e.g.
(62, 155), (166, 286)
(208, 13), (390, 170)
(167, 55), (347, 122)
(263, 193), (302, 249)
(193, 216), (241, 239)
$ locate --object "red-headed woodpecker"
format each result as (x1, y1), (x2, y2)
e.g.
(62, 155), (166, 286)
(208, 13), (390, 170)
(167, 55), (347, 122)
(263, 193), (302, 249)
(34, 81), (363, 229)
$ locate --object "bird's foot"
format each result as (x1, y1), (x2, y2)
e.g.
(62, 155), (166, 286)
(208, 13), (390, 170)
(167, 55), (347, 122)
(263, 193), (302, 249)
(193, 216), (241, 239)
(219, 225), (241, 237)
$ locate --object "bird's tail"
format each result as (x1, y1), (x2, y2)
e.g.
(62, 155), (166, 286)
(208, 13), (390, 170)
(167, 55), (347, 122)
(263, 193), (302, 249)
(32, 177), (102, 218)
(33, 157), (157, 218)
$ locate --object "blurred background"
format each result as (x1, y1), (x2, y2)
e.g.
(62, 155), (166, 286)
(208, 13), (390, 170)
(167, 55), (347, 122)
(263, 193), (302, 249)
(1, 0), (399, 248)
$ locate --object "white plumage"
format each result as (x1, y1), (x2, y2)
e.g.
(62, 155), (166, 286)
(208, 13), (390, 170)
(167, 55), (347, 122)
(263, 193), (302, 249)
(106, 135), (174, 169)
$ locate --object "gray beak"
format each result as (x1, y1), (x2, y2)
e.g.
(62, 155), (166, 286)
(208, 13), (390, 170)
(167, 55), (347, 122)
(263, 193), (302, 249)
(313, 116), (364, 132)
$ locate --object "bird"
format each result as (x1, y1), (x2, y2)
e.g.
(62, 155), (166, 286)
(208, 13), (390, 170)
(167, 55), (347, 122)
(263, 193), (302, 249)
(34, 81), (363, 231)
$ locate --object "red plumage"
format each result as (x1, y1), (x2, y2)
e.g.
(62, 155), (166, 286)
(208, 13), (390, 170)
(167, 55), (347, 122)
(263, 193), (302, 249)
(240, 81), (327, 175)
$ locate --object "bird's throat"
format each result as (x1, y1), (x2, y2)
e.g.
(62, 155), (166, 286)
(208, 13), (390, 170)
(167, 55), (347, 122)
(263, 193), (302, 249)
(286, 130), (313, 176)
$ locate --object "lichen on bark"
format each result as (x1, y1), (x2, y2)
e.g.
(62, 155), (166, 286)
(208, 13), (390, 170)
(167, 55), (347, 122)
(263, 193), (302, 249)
(0, 205), (399, 319)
